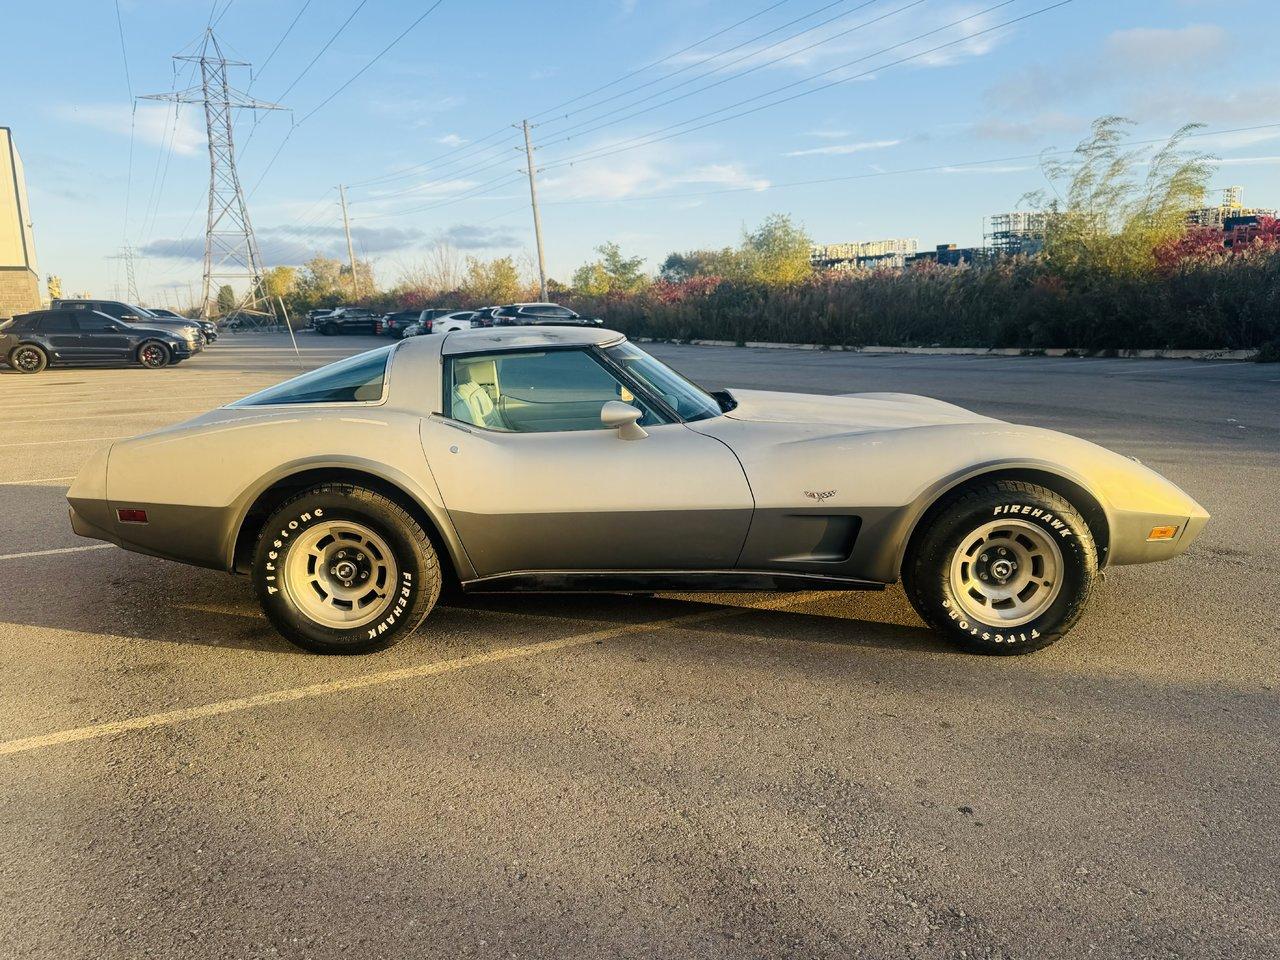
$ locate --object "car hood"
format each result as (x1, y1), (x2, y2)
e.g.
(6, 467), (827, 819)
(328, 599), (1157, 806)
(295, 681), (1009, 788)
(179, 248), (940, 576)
(723, 388), (996, 432)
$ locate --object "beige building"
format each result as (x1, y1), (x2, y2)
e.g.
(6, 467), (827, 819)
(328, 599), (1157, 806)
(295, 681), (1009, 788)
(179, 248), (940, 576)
(1, 126), (40, 319)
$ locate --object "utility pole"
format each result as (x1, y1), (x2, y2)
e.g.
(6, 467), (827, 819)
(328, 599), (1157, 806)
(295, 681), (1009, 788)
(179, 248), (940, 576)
(141, 29), (286, 321)
(338, 184), (360, 301)
(521, 119), (548, 301)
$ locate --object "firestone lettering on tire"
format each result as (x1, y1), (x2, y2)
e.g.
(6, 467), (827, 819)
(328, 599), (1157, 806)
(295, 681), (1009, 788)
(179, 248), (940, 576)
(992, 503), (1075, 537)
(940, 599), (1040, 644)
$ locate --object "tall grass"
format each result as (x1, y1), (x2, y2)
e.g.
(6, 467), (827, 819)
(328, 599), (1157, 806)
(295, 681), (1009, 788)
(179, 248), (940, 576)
(569, 250), (1280, 351)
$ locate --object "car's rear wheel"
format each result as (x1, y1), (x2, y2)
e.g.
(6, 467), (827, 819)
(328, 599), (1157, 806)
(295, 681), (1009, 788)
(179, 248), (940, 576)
(9, 344), (48, 374)
(252, 484), (441, 654)
(903, 480), (1099, 654)
(321, 322), (339, 336)
(137, 340), (171, 369)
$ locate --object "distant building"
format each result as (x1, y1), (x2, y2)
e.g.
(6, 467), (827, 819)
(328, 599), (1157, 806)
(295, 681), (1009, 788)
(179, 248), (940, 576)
(1186, 186), (1276, 230)
(810, 238), (918, 272)
(986, 211), (1047, 257)
(0, 127), (40, 319)
(907, 243), (983, 267)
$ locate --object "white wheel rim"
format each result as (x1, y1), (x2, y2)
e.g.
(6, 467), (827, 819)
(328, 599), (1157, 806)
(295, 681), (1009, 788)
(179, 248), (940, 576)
(283, 520), (399, 629)
(14, 348), (41, 371)
(948, 519), (1064, 628)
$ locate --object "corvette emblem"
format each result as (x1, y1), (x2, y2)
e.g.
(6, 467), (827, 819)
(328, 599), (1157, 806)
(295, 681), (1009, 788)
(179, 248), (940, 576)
(804, 489), (837, 501)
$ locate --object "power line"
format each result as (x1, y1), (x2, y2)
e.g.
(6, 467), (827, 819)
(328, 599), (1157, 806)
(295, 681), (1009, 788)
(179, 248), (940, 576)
(528, 0), (797, 121)
(533, 120), (1280, 206)
(537, 0), (877, 133)
(276, 0), (370, 102)
(348, 141), (523, 204)
(243, 0), (448, 201)
(345, 128), (517, 190)
(297, 0), (448, 125)
(113, 0), (134, 98)
(346, 0), (810, 190)
(542, 0), (927, 147)
(253, 0), (315, 86)
(538, 0), (1058, 174)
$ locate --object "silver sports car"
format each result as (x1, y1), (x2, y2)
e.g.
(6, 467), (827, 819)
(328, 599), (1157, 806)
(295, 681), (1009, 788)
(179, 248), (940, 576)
(67, 327), (1209, 655)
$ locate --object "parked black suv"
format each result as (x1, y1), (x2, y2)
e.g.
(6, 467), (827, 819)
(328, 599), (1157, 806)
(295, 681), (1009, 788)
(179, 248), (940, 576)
(1, 309), (196, 373)
(52, 298), (205, 347)
(148, 307), (218, 342)
(377, 308), (456, 338)
(313, 307), (381, 335)
(492, 302), (603, 326)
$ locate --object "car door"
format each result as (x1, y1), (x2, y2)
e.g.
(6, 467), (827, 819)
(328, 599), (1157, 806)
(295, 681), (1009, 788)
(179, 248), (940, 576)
(77, 314), (135, 360)
(39, 312), (89, 360)
(420, 346), (754, 578)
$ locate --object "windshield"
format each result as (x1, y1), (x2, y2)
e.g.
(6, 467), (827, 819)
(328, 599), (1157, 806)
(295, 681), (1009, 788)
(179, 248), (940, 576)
(604, 341), (722, 422)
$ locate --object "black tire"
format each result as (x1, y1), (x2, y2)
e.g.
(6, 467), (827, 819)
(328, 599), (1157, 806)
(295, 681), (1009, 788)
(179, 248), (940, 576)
(903, 480), (1099, 655)
(137, 340), (171, 369)
(321, 322), (339, 336)
(252, 484), (441, 654)
(9, 343), (48, 374)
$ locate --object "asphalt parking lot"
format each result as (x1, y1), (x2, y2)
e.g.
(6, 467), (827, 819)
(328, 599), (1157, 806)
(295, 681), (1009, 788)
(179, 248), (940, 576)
(2, 332), (1277, 959)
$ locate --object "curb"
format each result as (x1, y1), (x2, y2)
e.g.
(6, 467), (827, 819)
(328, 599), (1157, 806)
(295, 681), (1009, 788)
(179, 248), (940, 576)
(637, 339), (1259, 361)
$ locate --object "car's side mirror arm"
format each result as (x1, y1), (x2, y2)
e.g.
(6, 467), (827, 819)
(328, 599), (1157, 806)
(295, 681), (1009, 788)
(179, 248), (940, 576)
(601, 401), (648, 441)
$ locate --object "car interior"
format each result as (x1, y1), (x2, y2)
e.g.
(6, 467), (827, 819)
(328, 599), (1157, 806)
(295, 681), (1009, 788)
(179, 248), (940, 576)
(448, 350), (660, 433)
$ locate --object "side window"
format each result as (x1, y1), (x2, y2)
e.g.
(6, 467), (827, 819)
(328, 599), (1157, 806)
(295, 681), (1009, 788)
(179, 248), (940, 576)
(231, 347), (392, 406)
(42, 313), (80, 334)
(446, 349), (660, 434)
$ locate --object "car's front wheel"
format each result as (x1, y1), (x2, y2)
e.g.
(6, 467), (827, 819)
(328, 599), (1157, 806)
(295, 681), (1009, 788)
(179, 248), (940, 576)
(903, 480), (1099, 654)
(137, 340), (171, 369)
(321, 322), (339, 336)
(9, 344), (48, 374)
(252, 484), (441, 654)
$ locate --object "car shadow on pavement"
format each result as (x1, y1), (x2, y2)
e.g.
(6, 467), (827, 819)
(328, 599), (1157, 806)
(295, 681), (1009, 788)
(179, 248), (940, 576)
(2, 536), (949, 659)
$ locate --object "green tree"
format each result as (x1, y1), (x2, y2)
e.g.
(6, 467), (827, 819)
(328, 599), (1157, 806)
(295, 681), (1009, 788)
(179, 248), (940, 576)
(460, 255), (522, 304)
(740, 213), (812, 285)
(572, 242), (648, 295)
(215, 284), (236, 315)
(1025, 116), (1214, 277)
(294, 256), (346, 305)
(659, 248), (742, 282)
(263, 265), (297, 301)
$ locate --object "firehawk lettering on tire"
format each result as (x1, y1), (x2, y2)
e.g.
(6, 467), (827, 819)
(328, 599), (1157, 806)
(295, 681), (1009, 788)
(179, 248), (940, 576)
(65, 327), (1209, 656)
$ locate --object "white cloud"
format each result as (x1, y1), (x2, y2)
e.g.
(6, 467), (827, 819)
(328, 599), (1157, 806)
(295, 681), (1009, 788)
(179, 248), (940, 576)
(1215, 155), (1280, 166)
(539, 141), (769, 200)
(55, 103), (205, 155)
(436, 133), (466, 147)
(1105, 25), (1228, 68)
(785, 138), (901, 157)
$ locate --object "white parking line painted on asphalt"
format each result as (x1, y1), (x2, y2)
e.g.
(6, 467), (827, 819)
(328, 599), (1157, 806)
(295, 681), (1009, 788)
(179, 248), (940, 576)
(5, 436), (128, 447)
(0, 544), (114, 561)
(3, 408), (216, 425)
(0, 593), (819, 759)
(0, 476), (75, 486)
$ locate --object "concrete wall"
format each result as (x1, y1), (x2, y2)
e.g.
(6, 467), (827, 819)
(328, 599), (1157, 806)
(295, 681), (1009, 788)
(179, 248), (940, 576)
(0, 128), (40, 318)
(0, 267), (40, 319)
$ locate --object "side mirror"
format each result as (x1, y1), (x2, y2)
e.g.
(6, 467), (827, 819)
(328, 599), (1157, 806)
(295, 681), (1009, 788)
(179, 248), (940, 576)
(601, 401), (648, 441)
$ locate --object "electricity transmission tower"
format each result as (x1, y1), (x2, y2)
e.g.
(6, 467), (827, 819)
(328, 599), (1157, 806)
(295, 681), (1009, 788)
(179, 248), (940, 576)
(141, 30), (286, 321)
(107, 244), (142, 304)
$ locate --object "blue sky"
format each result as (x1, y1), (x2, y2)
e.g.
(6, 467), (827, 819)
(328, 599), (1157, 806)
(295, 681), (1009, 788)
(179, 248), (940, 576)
(5, 0), (1280, 305)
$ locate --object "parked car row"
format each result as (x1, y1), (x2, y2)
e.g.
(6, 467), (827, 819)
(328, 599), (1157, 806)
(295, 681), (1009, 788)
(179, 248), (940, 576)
(299, 302), (604, 339)
(1, 299), (218, 374)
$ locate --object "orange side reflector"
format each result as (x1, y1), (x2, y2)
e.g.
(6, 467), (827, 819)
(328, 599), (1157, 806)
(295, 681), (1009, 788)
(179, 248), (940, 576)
(1147, 525), (1179, 541)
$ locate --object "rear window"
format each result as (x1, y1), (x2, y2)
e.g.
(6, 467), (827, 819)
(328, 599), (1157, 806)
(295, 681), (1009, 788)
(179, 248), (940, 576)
(230, 347), (392, 406)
